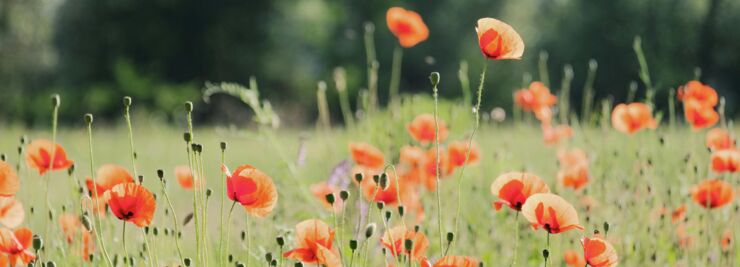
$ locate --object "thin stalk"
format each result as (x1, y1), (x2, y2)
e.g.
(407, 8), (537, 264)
(223, 201), (237, 266)
(122, 222), (130, 267)
(334, 67), (355, 128)
(218, 144), (227, 266)
(389, 45), (404, 107)
(510, 212), (520, 267)
(123, 97), (138, 178)
(246, 213), (252, 267)
(364, 22), (379, 112)
(143, 228), (155, 267)
(332, 203), (344, 264)
(185, 103), (203, 266)
(158, 176), (185, 264)
(43, 95), (60, 242)
(559, 64), (574, 124)
(431, 72), (445, 252)
(458, 61), (471, 107)
(633, 36), (655, 106)
(85, 115), (113, 267)
(582, 59), (598, 124)
(198, 151), (209, 267)
(538, 51), (550, 87)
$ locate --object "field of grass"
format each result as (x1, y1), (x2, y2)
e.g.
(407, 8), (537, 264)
(1, 89), (738, 267)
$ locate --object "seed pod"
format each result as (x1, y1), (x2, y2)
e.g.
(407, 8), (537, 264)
(33, 235), (43, 251)
(325, 194), (335, 205)
(51, 94), (60, 107)
(184, 257), (192, 266)
(365, 223), (376, 238)
(446, 232), (454, 243)
(220, 141), (227, 150)
(157, 169), (164, 180)
(276, 236), (285, 246)
(349, 239), (358, 250)
(354, 173), (363, 183)
(339, 190), (349, 201)
(84, 114), (93, 124)
(404, 239), (413, 251)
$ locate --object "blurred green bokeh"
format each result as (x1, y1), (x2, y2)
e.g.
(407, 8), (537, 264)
(1, 0), (739, 126)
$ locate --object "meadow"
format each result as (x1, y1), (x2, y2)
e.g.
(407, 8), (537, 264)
(0, 7), (739, 267)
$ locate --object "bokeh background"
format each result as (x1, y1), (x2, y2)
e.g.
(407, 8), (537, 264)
(2, 0), (739, 126)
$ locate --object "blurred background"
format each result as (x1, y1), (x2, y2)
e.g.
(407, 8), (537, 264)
(1, 0), (739, 126)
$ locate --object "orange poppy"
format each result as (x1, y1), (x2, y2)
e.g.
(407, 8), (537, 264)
(476, 18), (524, 60)
(721, 229), (733, 252)
(521, 193), (583, 234)
(683, 99), (718, 130)
(710, 149), (740, 173)
(706, 128), (734, 151)
(535, 107), (554, 125)
(447, 141), (480, 167)
(283, 219), (341, 267)
(582, 235), (618, 267)
(25, 139), (74, 175)
(557, 149), (589, 191)
(407, 114), (449, 145)
(514, 82), (557, 112)
(104, 183), (156, 227)
(386, 7), (429, 48)
(542, 124), (573, 145)
(85, 164), (134, 197)
(175, 165), (195, 190)
(671, 204), (687, 224)
(82, 195), (107, 217)
(677, 80), (718, 107)
(381, 226), (429, 261)
(421, 148), (455, 191)
(0, 161), (20, 196)
(611, 103), (657, 134)
(675, 223), (694, 249)
(398, 145), (425, 185)
(359, 171), (425, 222)
(563, 249), (586, 267)
(691, 179), (734, 209)
(0, 197), (24, 229)
(222, 164), (278, 218)
(421, 255), (479, 267)
(349, 142), (386, 169)
(490, 172), (550, 211)
(58, 213), (95, 260)
(0, 227), (36, 266)
(310, 182), (343, 213)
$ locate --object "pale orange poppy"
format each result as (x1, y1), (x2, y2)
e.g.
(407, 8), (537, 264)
(85, 164), (134, 197)
(706, 128), (734, 151)
(0, 161), (20, 196)
(381, 226), (429, 261)
(0, 227), (36, 266)
(175, 165), (195, 190)
(490, 172), (550, 211)
(683, 99), (718, 130)
(691, 178), (734, 209)
(611, 103), (657, 134)
(58, 212), (95, 260)
(349, 142), (386, 169)
(222, 164), (278, 218)
(476, 18), (524, 60)
(563, 249), (586, 267)
(514, 82), (557, 112)
(310, 182), (343, 213)
(521, 193), (584, 234)
(59, 213), (81, 244)
(398, 145), (425, 185)
(104, 183), (156, 227)
(671, 204), (687, 224)
(25, 139), (74, 175)
(710, 149), (740, 173)
(407, 114), (448, 145)
(677, 80), (718, 107)
(721, 229), (733, 252)
(421, 148), (455, 191)
(422, 255), (479, 267)
(386, 7), (429, 48)
(447, 141), (480, 167)
(283, 219), (341, 267)
(582, 234), (618, 267)
(542, 124), (573, 145)
(557, 149), (589, 191)
(0, 197), (24, 229)
(359, 171), (425, 222)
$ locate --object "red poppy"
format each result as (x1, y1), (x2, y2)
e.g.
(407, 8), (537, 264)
(677, 80), (718, 107)
(398, 145), (425, 185)
(706, 128), (734, 151)
(175, 165), (195, 190)
(0, 227), (36, 266)
(422, 255), (479, 267)
(25, 139), (74, 175)
(563, 249), (586, 267)
(710, 149), (740, 173)
(476, 18), (524, 60)
(0, 197), (24, 229)
(521, 193), (584, 234)
(0, 161), (20, 196)
(386, 7), (429, 48)
(85, 164), (134, 197)
(381, 226), (429, 261)
(349, 142), (386, 169)
(104, 183), (156, 227)
(691, 179), (734, 209)
(283, 219), (341, 267)
(514, 82), (557, 112)
(447, 141), (480, 167)
(421, 148), (455, 191)
(611, 103), (657, 134)
(582, 234), (618, 267)
(683, 99), (719, 130)
(407, 114), (449, 145)
(222, 164), (278, 218)
(490, 172), (550, 211)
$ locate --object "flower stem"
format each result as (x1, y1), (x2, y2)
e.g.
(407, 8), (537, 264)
(85, 115), (113, 267)
(389, 45), (404, 109)
(158, 176), (185, 264)
(432, 72), (445, 252)
(122, 222), (130, 267)
(510, 212), (520, 267)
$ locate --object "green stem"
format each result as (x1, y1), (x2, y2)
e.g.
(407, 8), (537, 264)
(123, 222), (130, 267)
(223, 201), (237, 266)
(124, 101), (138, 178)
(86, 116), (113, 267)
(389, 46), (404, 108)
(219, 145), (227, 266)
(432, 73), (445, 252)
(510, 212), (520, 267)
(246, 213), (252, 267)
(159, 177), (185, 264)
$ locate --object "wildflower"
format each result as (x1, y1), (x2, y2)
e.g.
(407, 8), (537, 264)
(0, 197), (24, 229)
(0, 161), (20, 196)
(671, 204), (687, 224)
(521, 193), (584, 234)
(721, 229), (733, 252)
(380, 226), (429, 261)
(421, 255), (479, 267)
(611, 103), (657, 134)
(386, 7), (429, 48)
(85, 164), (134, 197)
(683, 99), (718, 130)
(706, 128), (734, 151)
(490, 172), (550, 211)
(476, 18), (524, 60)
(349, 142), (386, 169)
(563, 249), (586, 267)
(710, 149), (740, 173)
(222, 164), (278, 218)
(104, 183), (156, 227)
(59, 213), (95, 260)
(447, 141), (480, 167)
(175, 165), (195, 190)
(557, 149), (589, 191)
(691, 179), (734, 209)
(0, 227), (36, 266)
(677, 80), (718, 107)
(283, 219), (341, 267)
(582, 234), (618, 267)
(542, 124), (573, 145)
(25, 139), (74, 175)
(407, 114), (448, 145)
(310, 182), (343, 213)
(421, 148), (455, 191)
(514, 82), (557, 113)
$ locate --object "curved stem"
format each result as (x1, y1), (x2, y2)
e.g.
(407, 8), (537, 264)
(159, 177), (185, 264)
(86, 119), (113, 267)
(222, 201), (237, 266)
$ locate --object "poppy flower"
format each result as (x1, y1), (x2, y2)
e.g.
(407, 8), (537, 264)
(683, 99), (719, 130)
(675, 223), (694, 249)
(475, 18), (524, 60)
(706, 128), (734, 151)
(563, 249), (586, 267)
(0, 227), (36, 266)
(514, 82), (557, 112)
(85, 164), (134, 197)
(359, 171), (425, 222)
(611, 103), (657, 134)
(0, 197), (24, 229)
(710, 149), (740, 173)
(490, 172), (550, 211)
(557, 149), (589, 191)
(677, 80), (718, 107)
(582, 234), (618, 267)
(0, 161), (20, 196)
(25, 139), (74, 175)
(542, 124), (573, 145)
(721, 229), (733, 252)
(421, 148), (455, 191)
(310, 182), (343, 213)
(421, 255), (479, 267)
(671, 204), (687, 224)
(349, 142), (386, 169)
(104, 183), (156, 227)
(381, 226), (429, 261)
(175, 165), (195, 190)
(283, 219), (341, 267)
(398, 145), (425, 185)
(222, 164), (278, 218)
(58, 213), (96, 260)
(407, 114), (449, 145)
(59, 213), (82, 244)
(447, 141), (480, 167)
(691, 179), (734, 209)
(386, 7), (429, 48)
(521, 193), (584, 234)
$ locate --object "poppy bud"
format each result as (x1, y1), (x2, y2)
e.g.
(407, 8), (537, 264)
(384, 210), (391, 221)
(47, 261), (56, 267)
(144, 226), (150, 235)
(241, 230), (246, 241)
(20, 135), (27, 144)
(228, 254), (233, 262)
(0, 154), (4, 161)
(183, 132), (192, 143)
(184, 257), (192, 266)
(51, 94), (60, 107)
(123, 96), (132, 107)
(276, 236), (285, 246)
(398, 206), (405, 217)
(349, 239), (358, 250)
(153, 227), (159, 236)
(265, 252), (273, 262)
(381, 248), (387, 255)
(446, 232), (454, 243)
(138, 175), (144, 184)
(236, 262), (245, 267)
(379, 173), (389, 190)
(365, 223), (376, 238)
(220, 141), (227, 151)
(325, 193), (335, 205)
(206, 189), (213, 198)
(354, 173), (364, 183)
(81, 215), (92, 232)
(377, 202), (385, 210)
(339, 190), (349, 201)
(404, 239), (413, 251)
(84, 114), (93, 124)
(68, 164), (75, 176)
(157, 169), (164, 180)
(183, 213), (194, 226)
(294, 263), (303, 267)
(542, 249), (549, 259)
(270, 259), (277, 266)
(604, 222), (610, 234)
(191, 143), (198, 152)
(164, 228), (169, 236)
(364, 22), (375, 33)
(185, 101), (193, 112)
(373, 175), (380, 184)
(429, 72), (440, 86)
(33, 235), (43, 251)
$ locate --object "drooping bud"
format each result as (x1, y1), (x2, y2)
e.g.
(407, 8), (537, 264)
(51, 94), (60, 107)
(354, 173), (363, 183)
(339, 190), (349, 201)
(185, 101), (193, 112)
(276, 236), (285, 247)
(123, 96), (132, 107)
(157, 169), (164, 180)
(429, 72), (440, 87)
(84, 114), (93, 124)
(365, 223), (376, 238)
